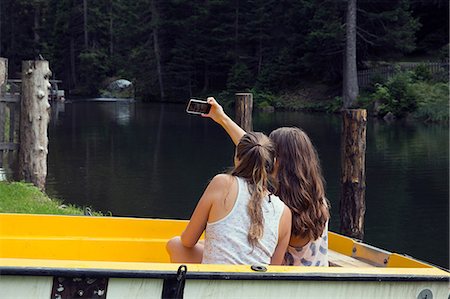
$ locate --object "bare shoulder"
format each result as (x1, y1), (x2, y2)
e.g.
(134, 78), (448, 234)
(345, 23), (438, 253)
(280, 205), (292, 235)
(209, 173), (234, 189)
(205, 174), (237, 222)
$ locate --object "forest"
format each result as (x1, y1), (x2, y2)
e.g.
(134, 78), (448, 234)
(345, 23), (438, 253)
(0, 0), (448, 105)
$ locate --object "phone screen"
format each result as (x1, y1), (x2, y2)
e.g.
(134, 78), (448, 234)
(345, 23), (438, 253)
(186, 99), (211, 114)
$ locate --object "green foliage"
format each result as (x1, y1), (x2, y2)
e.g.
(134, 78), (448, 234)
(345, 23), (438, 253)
(371, 83), (391, 104)
(78, 49), (111, 95)
(411, 1), (449, 55)
(325, 97), (343, 113)
(411, 64), (432, 81)
(249, 88), (277, 110)
(355, 93), (373, 111)
(368, 69), (449, 122)
(300, 0), (344, 81)
(226, 62), (254, 93)
(364, 73), (389, 94)
(437, 44), (449, 60)
(371, 72), (417, 117)
(215, 90), (236, 110)
(412, 82), (449, 122)
(1, 0), (441, 99)
(358, 0), (421, 57)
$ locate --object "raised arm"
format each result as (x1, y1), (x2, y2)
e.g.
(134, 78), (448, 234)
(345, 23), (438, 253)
(202, 97), (246, 146)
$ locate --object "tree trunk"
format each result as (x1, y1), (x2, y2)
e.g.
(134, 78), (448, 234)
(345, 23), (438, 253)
(19, 60), (51, 191)
(202, 63), (209, 93)
(257, 28), (263, 75)
(235, 93), (253, 132)
(109, 0), (113, 56)
(234, 0), (239, 62)
(188, 75), (192, 97)
(342, 0), (359, 109)
(83, 0), (88, 49)
(151, 0), (164, 100)
(0, 58), (7, 168)
(9, 0), (16, 76)
(0, 0), (2, 57)
(33, 4), (40, 56)
(340, 109), (367, 240)
(70, 37), (77, 87)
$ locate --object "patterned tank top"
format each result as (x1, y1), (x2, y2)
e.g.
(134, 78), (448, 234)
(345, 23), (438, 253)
(202, 177), (286, 265)
(283, 221), (329, 266)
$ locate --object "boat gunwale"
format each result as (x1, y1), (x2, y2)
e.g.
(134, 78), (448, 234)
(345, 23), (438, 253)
(1, 266), (449, 282)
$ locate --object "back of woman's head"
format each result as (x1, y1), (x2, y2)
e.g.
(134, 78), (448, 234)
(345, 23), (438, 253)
(269, 127), (329, 241)
(232, 132), (275, 185)
(231, 132), (275, 247)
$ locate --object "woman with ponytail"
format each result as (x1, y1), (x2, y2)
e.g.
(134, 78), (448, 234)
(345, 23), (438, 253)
(203, 97), (330, 267)
(167, 132), (292, 265)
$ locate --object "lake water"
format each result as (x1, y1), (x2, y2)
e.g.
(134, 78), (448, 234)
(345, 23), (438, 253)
(45, 100), (449, 268)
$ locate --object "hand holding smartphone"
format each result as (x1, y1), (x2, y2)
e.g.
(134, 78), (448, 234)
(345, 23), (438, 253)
(186, 99), (212, 115)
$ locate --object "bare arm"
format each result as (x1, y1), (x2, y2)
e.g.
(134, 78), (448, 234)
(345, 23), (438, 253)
(270, 205), (292, 265)
(202, 97), (246, 146)
(180, 175), (228, 248)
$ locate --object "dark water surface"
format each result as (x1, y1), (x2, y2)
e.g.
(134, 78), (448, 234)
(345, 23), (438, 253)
(46, 100), (449, 268)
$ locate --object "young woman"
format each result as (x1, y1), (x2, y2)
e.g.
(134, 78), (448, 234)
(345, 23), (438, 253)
(204, 97), (330, 267)
(166, 132), (292, 265)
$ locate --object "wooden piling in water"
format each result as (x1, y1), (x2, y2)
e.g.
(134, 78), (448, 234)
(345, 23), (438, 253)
(18, 60), (51, 191)
(340, 109), (367, 240)
(0, 58), (7, 169)
(235, 92), (253, 132)
(0, 58), (7, 89)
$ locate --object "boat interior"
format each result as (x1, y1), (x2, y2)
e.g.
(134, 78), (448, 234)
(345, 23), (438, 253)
(0, 213), (435, 270)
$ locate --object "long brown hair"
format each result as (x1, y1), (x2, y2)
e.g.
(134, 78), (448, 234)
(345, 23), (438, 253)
(269, 127), (329, 241)
(231, 132), (275, 248)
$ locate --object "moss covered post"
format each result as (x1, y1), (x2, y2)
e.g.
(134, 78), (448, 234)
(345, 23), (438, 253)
(18, 60), (51, 191)
(340, 109), (367, 240)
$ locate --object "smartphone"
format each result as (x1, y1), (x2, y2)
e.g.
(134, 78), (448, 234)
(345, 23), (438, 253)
(186, 99), (211, 115)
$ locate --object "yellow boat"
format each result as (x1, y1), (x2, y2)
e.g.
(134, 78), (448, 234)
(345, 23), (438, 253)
(0, 213), (448, 299)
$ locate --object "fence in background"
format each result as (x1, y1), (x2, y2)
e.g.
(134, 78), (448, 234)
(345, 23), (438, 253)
(0, 60), (21, 173)
(358, 61), (449, 88)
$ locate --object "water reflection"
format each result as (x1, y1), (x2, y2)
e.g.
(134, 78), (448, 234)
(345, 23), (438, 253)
(47, 101), (234, 218)
(45, 101), (448, 268)
(50, 101), (66, 125)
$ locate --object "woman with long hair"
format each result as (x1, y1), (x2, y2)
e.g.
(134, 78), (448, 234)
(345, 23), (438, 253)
(167, 132), (292, 265)
(204, 97), (330, 266)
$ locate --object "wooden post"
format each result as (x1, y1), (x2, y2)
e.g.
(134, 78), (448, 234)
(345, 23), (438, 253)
(19, 60), (51, 191)
(0, 58), (7, 89)
(235, 92), (253, 132)
(340, 109), (367, 240)
(0, 58), (7, 168)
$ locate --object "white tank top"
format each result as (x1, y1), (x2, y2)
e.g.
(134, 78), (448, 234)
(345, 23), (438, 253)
(202, 177), (286, 265)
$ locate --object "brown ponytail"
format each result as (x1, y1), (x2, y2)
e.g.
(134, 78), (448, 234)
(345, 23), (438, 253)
(231, 132), (275, 248)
